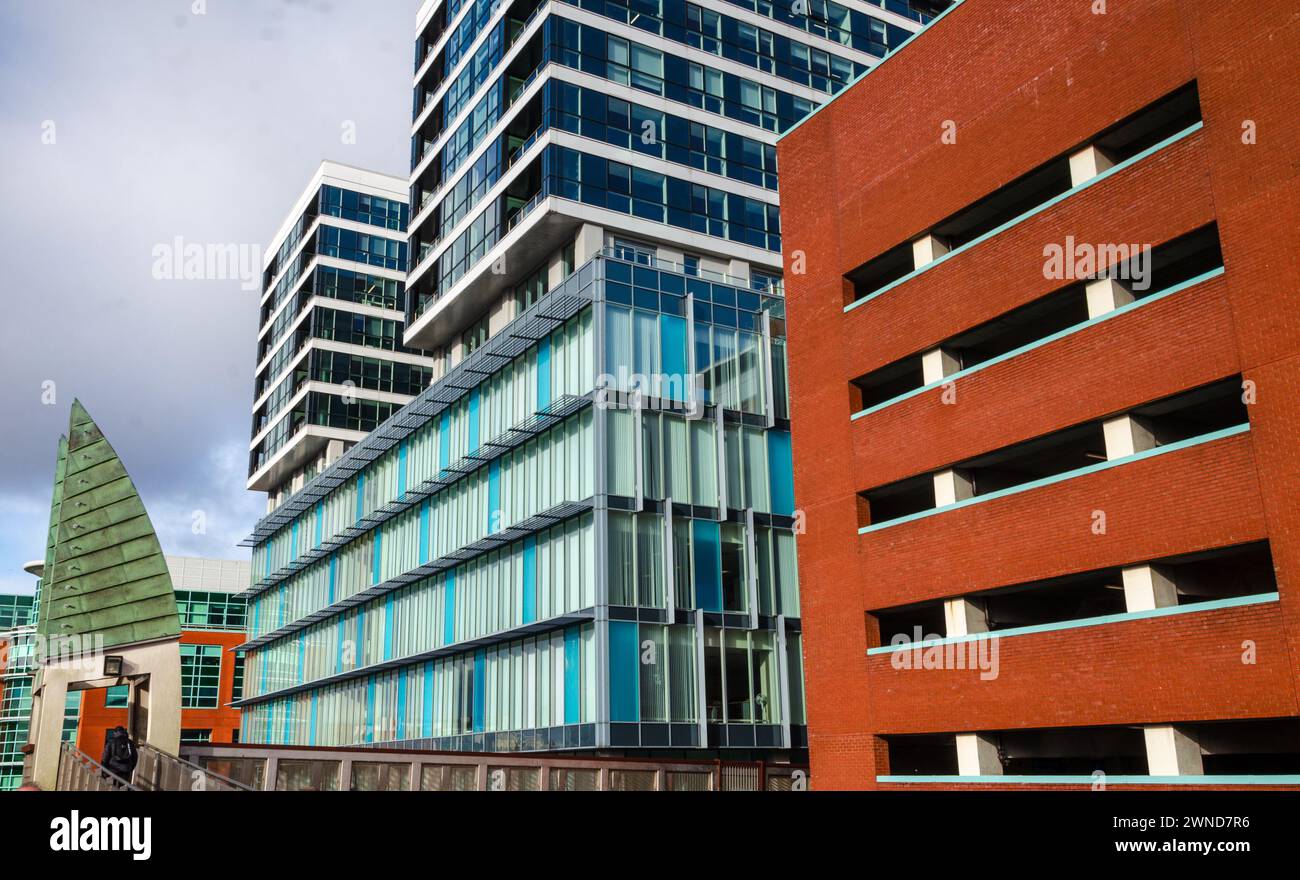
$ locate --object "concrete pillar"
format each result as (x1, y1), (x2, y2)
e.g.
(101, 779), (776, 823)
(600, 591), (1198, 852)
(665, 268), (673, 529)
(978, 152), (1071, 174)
(1143, 725), (1203, 775)
(573, 223), (604, 265)
(911, 234), (950, 269)
(1068, 144), (1116, 187)
(726, 258), (751, 284)
(921, 347), (962, 385)
(325, 439), (345, 468)
(27, 675), (69, 791)
(1084, 277), (1135, 319)
(944, 598), (988, 637)
(547, 252), (568, 289)
(699, 256), (731, 280)
(955, 733), (1003, 776)
(1122, 564), (1179, 612)
(1102, 414), (1155, 460)
(488, 295), (516, 335)
(933, 468), (975, 507)
(657, 246), (685, 267)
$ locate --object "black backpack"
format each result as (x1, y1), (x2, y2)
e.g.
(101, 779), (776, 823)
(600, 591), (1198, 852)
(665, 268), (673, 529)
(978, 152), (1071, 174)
(110, 736), (136, 766)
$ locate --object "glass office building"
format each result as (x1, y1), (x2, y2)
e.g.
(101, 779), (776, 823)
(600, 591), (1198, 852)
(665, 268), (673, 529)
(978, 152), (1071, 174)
(400, 0), (946, 354)
(0, 593), (36, 790)
(236, 0), (948, 755)
(249, 163), (432, 511)
(239, 251), (812, 753)
(0, 589), (79, 790)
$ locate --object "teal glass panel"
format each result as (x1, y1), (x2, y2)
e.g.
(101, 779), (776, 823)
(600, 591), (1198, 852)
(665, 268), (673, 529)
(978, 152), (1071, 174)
(609, 620), (639, 722)
(692, 519), (722, 611)
(767, 430), (796, 516)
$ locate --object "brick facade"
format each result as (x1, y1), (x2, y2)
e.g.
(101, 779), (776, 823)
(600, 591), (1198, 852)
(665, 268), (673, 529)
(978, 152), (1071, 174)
(778, 0), (1300, 789)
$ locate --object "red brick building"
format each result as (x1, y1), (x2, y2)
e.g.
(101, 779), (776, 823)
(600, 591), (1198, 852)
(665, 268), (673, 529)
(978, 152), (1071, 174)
(778, 0), (1300, 789)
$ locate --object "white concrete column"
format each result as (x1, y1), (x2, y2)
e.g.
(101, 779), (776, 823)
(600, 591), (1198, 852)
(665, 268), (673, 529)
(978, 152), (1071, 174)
(657, 246), (685, 267)
(1102, 414), (1156, 460)
(933, 468), (975, 507)
(1069, 144), (1116, 186)
(488, 295), (516, 335)
(1143, 725), (1204, 775)
(1121, 564), (1179, 612)
(956, 733), (1003, 776)
(27, 676), (70, 791)
(726, 258), (752, 284)
(547, 252), (567, 288)
(573, 223), (604, 264)
(1085, 277), (1135, 319)
(921, 347), (962, 385)
(325, 439), (345, 468)
(911, 234), (950, 269)
(944, 598), (989, 637)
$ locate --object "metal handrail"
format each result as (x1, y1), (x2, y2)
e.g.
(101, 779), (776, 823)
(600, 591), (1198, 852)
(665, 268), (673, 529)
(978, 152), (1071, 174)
(133, 742), (255, 792)
(57, 741), (139, 791)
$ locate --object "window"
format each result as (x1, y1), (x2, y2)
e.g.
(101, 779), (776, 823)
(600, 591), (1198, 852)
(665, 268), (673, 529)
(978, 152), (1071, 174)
(232, 652), (245, 702)
(181, 729), (212, 744)
(180, 644), (223, 709)
(105, 685), (129, 708)
(461, 312), (490, 354)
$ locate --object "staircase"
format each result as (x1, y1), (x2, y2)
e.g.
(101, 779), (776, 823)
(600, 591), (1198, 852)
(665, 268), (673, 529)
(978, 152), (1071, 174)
(56, 741), (253, 792)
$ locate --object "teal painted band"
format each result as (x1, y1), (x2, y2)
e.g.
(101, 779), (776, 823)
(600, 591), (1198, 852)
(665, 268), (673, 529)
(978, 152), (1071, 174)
(851, 266), (1226, 421)
(859, 422), (1250, 535)
(843, 120), (1206, 314)
(778, 0), (967, 143)
(866, 592), (1278, 656)
(878, 774), (1300, 786)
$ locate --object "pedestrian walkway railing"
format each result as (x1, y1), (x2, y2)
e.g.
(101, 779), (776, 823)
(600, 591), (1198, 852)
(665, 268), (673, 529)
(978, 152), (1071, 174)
(133, 742), (254, 791)
(56, 741), (139, 791)
(183, 743), (810, 792)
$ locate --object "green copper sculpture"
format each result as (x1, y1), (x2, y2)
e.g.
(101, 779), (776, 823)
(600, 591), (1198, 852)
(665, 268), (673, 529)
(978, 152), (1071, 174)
(36, 400), (181, 650)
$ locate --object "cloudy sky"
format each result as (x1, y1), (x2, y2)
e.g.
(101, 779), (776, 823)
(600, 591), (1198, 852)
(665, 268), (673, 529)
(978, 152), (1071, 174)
(0, 0), (422, 593)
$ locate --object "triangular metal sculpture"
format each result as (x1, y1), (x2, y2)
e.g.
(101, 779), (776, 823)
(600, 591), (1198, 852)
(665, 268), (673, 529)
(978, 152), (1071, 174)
(38, 400), (181, 648)
(26, 400), (183, 790)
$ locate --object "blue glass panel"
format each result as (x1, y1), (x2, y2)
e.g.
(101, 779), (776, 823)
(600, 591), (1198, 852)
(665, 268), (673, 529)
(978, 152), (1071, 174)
(418, 500), (431, 565)
(468, 388), (481, 453)
(422, 661), (435, 738)
(608, 620), (639, 722)
(365, 675), (377, 743)
(563, 626), (581, 725)
(537, 336), (552, 408)
(439, 411), (452, 470)
(487, 459), (501, 533)
(522, 535), (537, 624)
(692, 519), (722, 611)
(396, 667), (408, 741)
(472, 650), (486, 733)
(443, 570), (456, 646)
(384, 593), (395, 661)
(660, 313), (688, 395)
(398, 440), (408, 496)
(767, 430), (796, 516)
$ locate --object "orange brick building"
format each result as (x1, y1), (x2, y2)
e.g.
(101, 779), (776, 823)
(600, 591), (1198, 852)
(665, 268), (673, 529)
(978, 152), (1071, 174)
(778, 0), (1300, 788)
(75, 557), (249, 759)
(76, 630), (246, 758)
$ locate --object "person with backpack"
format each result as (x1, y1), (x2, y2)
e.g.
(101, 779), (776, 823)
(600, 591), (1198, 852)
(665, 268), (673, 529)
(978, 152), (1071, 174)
(101, 726), (138, 783)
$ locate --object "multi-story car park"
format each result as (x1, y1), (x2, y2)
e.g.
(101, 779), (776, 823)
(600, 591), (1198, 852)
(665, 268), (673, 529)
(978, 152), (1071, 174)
(779, 0), (1300, 788)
